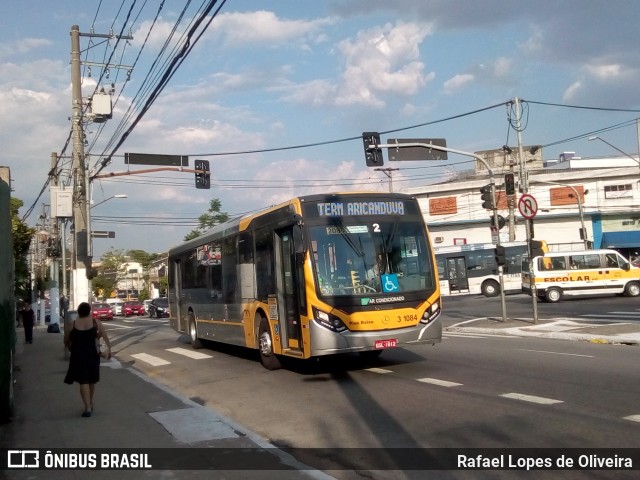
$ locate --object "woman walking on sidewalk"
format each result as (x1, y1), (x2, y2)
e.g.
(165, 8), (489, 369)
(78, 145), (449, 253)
(63, 302), (112, 417)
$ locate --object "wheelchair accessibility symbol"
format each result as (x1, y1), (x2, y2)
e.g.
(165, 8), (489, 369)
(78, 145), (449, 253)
(381, 274), (399, 293)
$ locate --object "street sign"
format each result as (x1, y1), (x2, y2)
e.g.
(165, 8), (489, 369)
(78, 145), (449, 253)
(125, 153), (189, 166)
(91, 231), (115, 238)
(387, 138), (448, 161)
(518, 193), (538, 219)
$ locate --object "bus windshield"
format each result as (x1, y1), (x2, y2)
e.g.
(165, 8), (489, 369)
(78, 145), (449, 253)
(309, 219), (434, 296)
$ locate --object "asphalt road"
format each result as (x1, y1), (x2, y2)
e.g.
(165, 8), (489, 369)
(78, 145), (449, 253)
(102, 305), (640, 479)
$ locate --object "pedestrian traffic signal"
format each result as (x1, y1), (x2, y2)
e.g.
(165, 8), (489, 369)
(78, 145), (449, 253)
(195, 159), (210, 189)
(504, 173), (515, 195)
(362, 132), (383, 166)
(495, 245), (506, 266)
(480, 184), (494, 210)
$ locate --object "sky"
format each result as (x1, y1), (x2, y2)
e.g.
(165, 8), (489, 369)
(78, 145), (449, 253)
(2, 0), (640, 258)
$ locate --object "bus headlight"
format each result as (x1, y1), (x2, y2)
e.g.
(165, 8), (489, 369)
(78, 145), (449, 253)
(313, 307), (348, 333)
(421, 301), (440, 323)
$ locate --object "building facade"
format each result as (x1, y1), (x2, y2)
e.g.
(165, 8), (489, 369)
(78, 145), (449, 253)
(407, 152), (640, 263)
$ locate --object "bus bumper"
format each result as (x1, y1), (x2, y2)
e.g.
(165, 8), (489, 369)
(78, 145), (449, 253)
(309, 316), (442, 357)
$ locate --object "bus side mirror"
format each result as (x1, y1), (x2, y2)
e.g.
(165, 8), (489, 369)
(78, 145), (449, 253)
(622, 262), (631, 271)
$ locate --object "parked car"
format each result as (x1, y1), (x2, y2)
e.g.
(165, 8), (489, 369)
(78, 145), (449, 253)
(108, 300), (124, 317)
(123, 301), (145, 317)
(148, 297), (169, 318)
(92, 303), (114, 321)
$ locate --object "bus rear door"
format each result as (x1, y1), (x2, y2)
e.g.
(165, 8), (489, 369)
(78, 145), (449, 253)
(445, 256), (469, 294)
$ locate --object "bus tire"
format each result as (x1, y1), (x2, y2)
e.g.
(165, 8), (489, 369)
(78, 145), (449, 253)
(189, 313), (203, 349)
(624, 281), (640, 297)
(258, 317), (282, 371)
(481, 279), (500, 297)
(545, 287), (563, 303)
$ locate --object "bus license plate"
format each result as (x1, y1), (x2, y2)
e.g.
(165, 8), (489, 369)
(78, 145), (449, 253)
(375, 339), (397, 349)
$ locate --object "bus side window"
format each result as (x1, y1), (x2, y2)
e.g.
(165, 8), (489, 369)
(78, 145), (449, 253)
(606, 254), (619, 268)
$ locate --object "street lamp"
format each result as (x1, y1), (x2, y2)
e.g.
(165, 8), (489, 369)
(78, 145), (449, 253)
(588, 136), (639, 168)
(534, 181), (589, 250)
(91, 193), (128, 209)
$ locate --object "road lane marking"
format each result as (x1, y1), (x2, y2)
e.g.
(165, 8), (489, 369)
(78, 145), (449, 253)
(624, 415), (640, 423)
(365, 368), (393, 374)
(517, 349), (594, 358)
(166, 347), (212, 359)
(131, 353), (171, 366)
(500, 393), (563, 405)
(417, 378), (462, 388)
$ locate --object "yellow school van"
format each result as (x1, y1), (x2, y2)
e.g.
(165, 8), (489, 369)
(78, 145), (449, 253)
(522, 249), (640, 303)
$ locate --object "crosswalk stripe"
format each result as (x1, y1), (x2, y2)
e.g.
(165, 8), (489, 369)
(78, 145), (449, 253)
(131, 353), (171, 366)
(500, 393), (563, 405)
(365, 368), (393, 374)
(624, 415), (640, 423)
(417, 377), (462, 388)
(166, 347), (212, 359)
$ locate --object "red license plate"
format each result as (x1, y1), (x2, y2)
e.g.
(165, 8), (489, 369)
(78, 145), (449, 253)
(374, 339), (397, 349)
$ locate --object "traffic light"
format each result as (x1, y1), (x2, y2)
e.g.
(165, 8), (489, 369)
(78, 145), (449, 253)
(195, 159), (210, 189)
(362, 132), (383, 166)
(504, 173), (515, 195)
(529, 240), (546, 258)
(495, 245), (506, 266)
(480, 184), (494, 210)
(579, 227), (587, 240)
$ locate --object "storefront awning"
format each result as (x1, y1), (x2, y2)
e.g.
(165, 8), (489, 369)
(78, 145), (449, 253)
(601, 231), (640, 249)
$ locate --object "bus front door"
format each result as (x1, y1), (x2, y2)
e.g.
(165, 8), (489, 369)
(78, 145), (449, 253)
(446, 257), (469, 293)
(274, 227), (303, 353)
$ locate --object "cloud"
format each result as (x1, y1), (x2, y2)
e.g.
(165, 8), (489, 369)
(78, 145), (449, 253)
(0, 38), (52, 58)
(285, 21), (434, 108)
(134, 11), (334, 51)
(443, 74), (474, 94)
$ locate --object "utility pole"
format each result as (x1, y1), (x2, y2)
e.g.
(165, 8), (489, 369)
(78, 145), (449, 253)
(374, 167), (399, 192)
(514, 97), (538, 324)
(49, 152), (60, 327)
(69, 25), (132, 309)
(70, 25), (90, 309)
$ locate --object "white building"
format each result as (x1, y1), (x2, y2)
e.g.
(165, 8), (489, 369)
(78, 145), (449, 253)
(407, 151), (640, 261)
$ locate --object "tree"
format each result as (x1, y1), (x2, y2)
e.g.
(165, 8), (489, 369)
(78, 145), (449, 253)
(11, 198), (34, 302)
(184, 198), (229, 241)
(127, 249), (160, 269)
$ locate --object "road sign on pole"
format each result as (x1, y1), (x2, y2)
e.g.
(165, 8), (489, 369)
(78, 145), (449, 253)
(518, 193), (538, 219)
(387, 138), (448, 161)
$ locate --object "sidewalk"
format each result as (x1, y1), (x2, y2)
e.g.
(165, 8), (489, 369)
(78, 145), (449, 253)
(447, 317), (640, 345)
(1, 323), (335, 480)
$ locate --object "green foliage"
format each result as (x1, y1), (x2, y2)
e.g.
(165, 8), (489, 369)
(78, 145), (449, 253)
(127, 249), (160, 268)
(184, 198), (229, 241)
(11, 198), (34, 302)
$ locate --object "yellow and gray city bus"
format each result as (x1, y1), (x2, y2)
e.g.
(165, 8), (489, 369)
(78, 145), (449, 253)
(522, 248), (640, 303)
(168, 192), (442, 369)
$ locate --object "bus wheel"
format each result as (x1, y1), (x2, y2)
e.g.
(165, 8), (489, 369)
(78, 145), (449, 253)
(258, 318), (282, 371)
(481, 280), (500, 297)
(545, 287), (563, 303)
(624, 282), (640, 297)
(189, 313), (203, 349)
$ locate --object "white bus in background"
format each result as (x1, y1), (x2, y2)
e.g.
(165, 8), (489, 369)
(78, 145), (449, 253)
(435, 242), (532, 297)
(522, 249), (640, 302)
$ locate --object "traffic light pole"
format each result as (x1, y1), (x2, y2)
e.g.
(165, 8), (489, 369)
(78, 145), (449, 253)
(369, 140), (508, 322)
